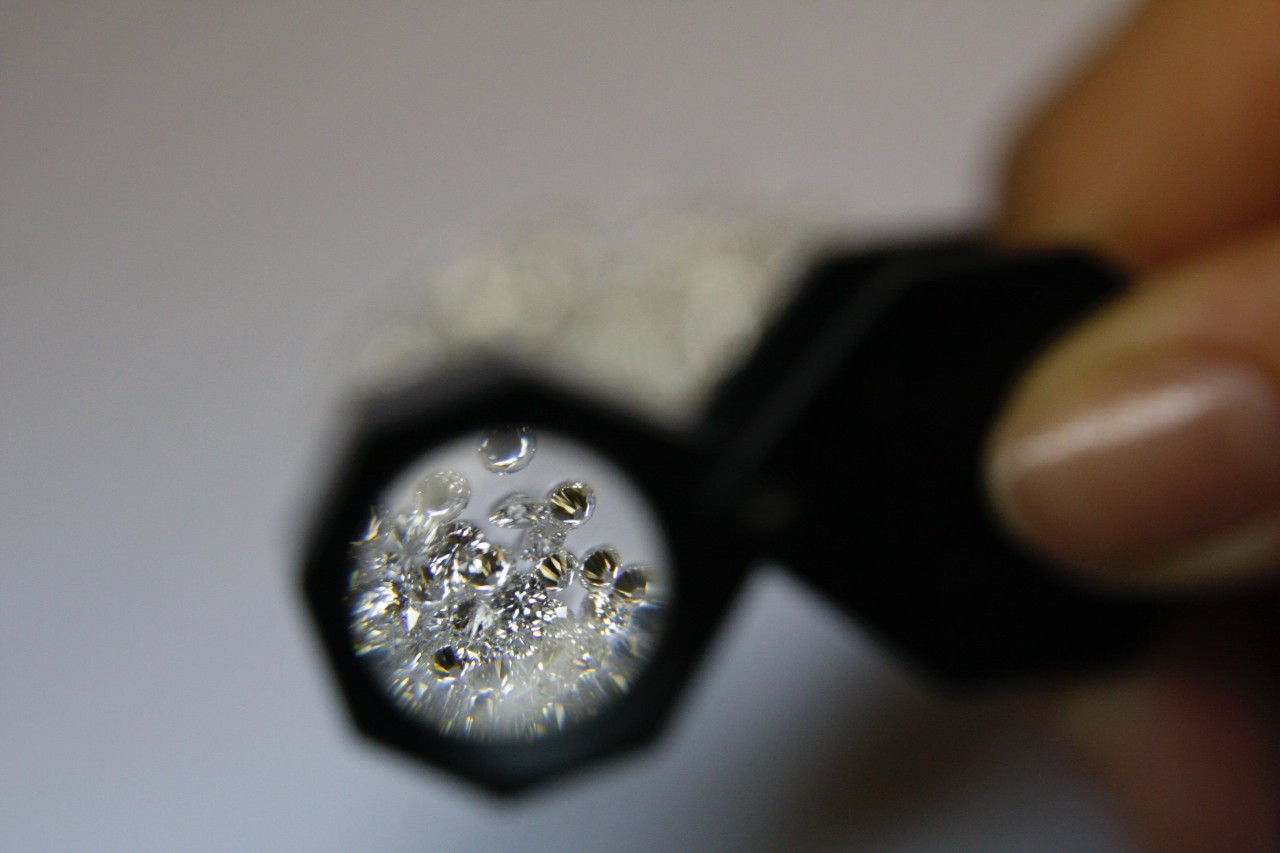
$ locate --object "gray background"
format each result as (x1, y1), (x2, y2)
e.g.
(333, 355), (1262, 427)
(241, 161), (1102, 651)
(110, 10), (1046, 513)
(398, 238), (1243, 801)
(2, 2), (1138, 850)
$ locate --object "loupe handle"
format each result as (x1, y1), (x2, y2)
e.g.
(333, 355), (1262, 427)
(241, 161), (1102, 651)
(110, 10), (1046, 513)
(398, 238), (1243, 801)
(704, 242), (1164, 686)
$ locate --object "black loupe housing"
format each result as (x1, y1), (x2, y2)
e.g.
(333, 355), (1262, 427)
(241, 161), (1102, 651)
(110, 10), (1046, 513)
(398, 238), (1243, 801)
(301, 239), (1162, 792)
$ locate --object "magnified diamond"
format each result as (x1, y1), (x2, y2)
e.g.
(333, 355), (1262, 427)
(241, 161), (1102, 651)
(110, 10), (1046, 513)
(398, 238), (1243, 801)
(459, 543), (508, 589)
(519, 525), (569, 562)
(581, 546), (621, 586)
(536, 549), (578, 589)
(477, 426), (537, 474)
(413, 470), (471, 520)
(431, 646), (465, 679)
(419, 520), (482, 582)
(489, 493), (545, 529)
(546, 481), (595, 527)
(613, 566), (649, 602)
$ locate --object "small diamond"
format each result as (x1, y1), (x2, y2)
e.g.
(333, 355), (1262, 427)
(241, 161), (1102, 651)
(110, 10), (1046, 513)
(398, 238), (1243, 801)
(545, 481), (595, 527)
(459, 543), (508, 589)
(477, 426), (537, 474)
(489, 574), (557, 649)
(413, 470), (471, 521)
(419, 520), (481, 580)
(488, 493), (545, 529)
(581, 546), (620, 586)
(613, 566), (649, 602)
(536, 549), (578, 589)
(430, 646), (465, 679)
(519, 524), (568, 562)
(582, 588), (627, 634)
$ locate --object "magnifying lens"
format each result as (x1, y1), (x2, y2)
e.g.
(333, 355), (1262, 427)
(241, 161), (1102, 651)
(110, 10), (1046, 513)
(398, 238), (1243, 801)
(301, 238), (1164, 792)
(348, 426), (672, 743)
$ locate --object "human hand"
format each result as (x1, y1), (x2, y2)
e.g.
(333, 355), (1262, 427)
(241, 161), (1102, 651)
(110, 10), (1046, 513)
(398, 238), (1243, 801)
(986, 2), (1280, 851)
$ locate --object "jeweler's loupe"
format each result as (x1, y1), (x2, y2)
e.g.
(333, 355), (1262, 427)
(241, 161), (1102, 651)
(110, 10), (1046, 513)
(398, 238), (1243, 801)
(302, 239), (1166, 792)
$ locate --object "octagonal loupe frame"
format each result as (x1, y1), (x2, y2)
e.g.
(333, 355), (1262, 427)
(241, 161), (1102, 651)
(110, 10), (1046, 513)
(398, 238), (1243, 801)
(301, 365), (750, 793)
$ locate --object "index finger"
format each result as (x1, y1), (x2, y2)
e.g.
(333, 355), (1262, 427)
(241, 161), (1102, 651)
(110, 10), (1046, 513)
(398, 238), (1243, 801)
(997, 0), (1280, 270)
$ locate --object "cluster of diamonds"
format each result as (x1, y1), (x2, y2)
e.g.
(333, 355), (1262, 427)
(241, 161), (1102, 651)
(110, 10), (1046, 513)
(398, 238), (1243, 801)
(347, 427), (666, 742)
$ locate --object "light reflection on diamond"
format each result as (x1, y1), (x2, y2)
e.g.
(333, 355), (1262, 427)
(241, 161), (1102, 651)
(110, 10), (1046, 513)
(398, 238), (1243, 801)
(477, 426), (537, 474)
(348, 427), (669, 742)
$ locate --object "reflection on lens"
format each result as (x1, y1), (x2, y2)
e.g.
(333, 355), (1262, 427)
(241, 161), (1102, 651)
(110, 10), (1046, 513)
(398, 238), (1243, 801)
(347, 428), (670, 742)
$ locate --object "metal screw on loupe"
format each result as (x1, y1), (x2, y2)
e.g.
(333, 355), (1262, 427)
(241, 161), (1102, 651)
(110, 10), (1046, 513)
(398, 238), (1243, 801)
(301, 240), (1165, 792)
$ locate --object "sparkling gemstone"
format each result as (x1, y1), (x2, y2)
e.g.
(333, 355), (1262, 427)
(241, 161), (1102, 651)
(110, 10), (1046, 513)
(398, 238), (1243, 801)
(449, 597), (480, 634)
(397, 515), (446, 563)
(545, 481), (595, 526)
(488, 493), (545, 529)
(459, 543), (507, 589)
(489, 574), (558, 650)
(613, 566), (649, 602)
(477, 426), (537, 474)
(355, 516), (417, 570)
(413, 521), (465, 580)
(582, 588), (616, 621)
(348, 587), (403, 654)
(430, 646), (464, 679)
(519, 524), (568, 562)
(412, 469), (471, 521)
(536, 548), (578, 589)
(581, 546), (621, 586)
(425, 521), (485, 580)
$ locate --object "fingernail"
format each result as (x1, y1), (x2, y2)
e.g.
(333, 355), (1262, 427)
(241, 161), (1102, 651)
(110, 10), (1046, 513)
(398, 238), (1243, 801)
(988, 357), (1280, 581)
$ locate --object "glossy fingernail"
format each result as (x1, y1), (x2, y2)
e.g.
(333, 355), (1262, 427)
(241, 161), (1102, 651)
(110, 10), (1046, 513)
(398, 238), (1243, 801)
(988, 357), (1280, 582)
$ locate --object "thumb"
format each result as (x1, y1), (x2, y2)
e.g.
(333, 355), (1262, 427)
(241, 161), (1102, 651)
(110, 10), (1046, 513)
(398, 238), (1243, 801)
(986, 227), (1280, 587)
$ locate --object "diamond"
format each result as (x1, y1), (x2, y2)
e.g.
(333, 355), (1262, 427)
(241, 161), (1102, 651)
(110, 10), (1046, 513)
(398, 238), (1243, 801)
(581, 546), (620, 586)
(459, 543), (508, 589)
(488, 493), (545, 529)
(416, 520), (477, 581)
(519, 524), (568, 562)
(546, 481), (595, 526)
(477, 426), (537, 474)
(430, 646), (465, 679)
(613, 566), (649, 602)
(412, 469), (471, 521)
(536, 548), (578, 589)
(583, 588), (627, 634)
(489, 574), (557, 650)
